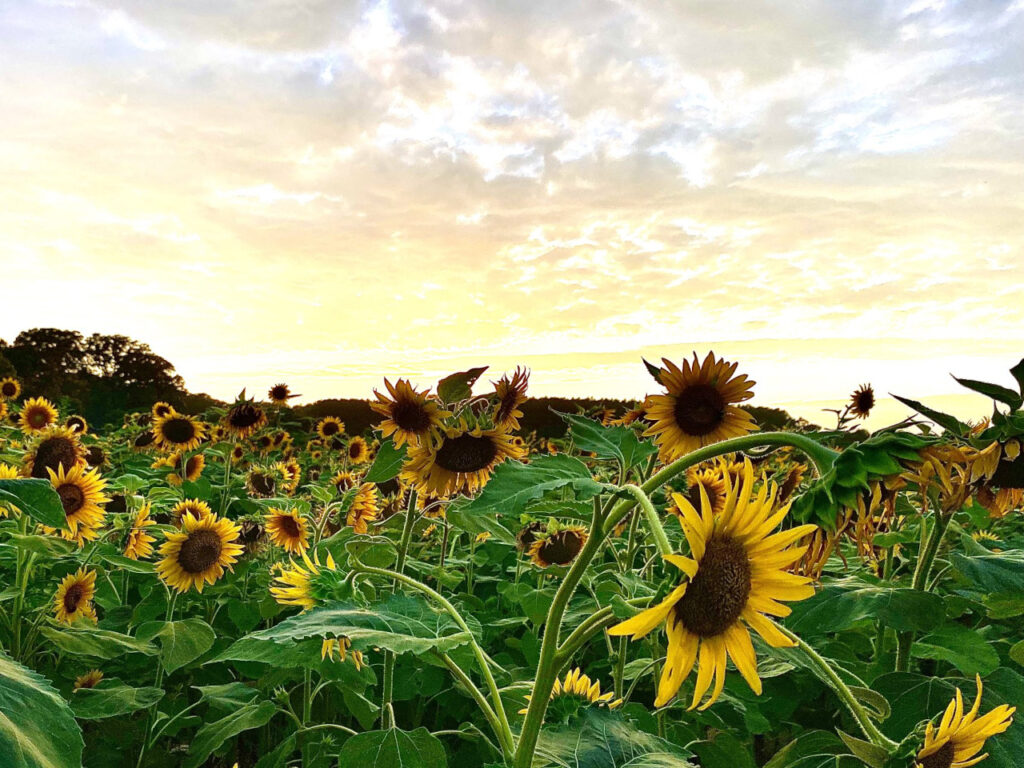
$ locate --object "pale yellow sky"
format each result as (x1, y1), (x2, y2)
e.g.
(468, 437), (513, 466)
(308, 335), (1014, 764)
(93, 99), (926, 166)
(1, 1), (1022, 417)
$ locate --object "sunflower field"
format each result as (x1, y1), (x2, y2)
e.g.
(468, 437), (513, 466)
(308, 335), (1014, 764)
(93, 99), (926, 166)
(1, 355), (1023, 768)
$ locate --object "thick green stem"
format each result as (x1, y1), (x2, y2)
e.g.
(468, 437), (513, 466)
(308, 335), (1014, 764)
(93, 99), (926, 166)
(776, 623), (897, 751)
(620, 484), (671, 557)
(436, 652), (505, 753)
(381, 489), (418, 730)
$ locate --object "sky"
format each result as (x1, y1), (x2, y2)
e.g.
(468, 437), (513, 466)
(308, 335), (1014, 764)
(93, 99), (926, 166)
(1, 0), (1023, 425)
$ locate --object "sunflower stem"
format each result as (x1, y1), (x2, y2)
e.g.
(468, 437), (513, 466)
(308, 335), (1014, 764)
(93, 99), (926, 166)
(620, 484), (671, 557)
(775, 623), (898, 751)
(381, 489), (419, 730)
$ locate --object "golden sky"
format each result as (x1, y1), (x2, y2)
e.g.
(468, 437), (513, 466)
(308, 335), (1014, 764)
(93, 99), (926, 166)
(1, 1), (1022, 424)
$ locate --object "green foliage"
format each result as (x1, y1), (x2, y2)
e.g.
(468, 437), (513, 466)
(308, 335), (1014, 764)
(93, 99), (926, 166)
(337, 727), (448, 767)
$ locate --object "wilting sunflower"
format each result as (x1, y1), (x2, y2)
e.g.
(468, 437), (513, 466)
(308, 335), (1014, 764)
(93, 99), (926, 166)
(65, 415), (88, 435)
(0, 377), (21, 400)
(915, 675), (1015, 768)
(266, 507), (309, 555)
(519, 667), (622, 715)
(19, 396), (58, 434)
(224, 400), (267, 439)
(84, 445), (106, 468)
(346, 436), (370, 465)
(124, 503), (157, 560)
(153, 412), (205, 452)
(316, 416), (344, 441)
(493, 367), (529, 431)
(152, 402), (175, 419)
(371, 378), (450, 448)
(609, 460), (817, 709)
(156, 512), (244, 593)
(73, 670), (104, 691)
(54, 568), (97, 624)
(168, 453), (205, 486)
(673, 466), (728, 519)
(268, 383), (299, 405)
(848, 384), (875, 419)
(23, 426), (86, 479)
(516, 521), (544, 552)
(46, 464), (108, 543)
(246, 467), (278, 498)
(171, 498), (212, 526)
(643, 353), (756, 462)
(402, 422), (525, 497)
(347, 483), (379, 534)
(133, 430), (157, 451)
(529, 526), (588, 568)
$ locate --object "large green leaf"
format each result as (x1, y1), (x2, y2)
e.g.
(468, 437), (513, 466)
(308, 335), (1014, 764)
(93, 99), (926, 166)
(763, 731), (859, 768)
(0, 478), (67, 529)
(337, 727), (447, 767)
(183, 701), (276, 768)
(951, 549), (1024, 595)
(786, 582), (946, 635)
(365, 439), (408, 484)
(912, 624), (1000, 676)
(691, 731), (755, 768)
(217, 594), (478, 664)
(70, 681), (163, 719)
(465, 454), (607, 518)
(534, 708), (695, 767)
(0, 650), (84, 768)
(39, 626), (158, 660)
(890, 394), (967, 435)
(437, 366), (488, 404)
(872, 673), (957, 739)
(137, 619), (216, 673)
(1, 533), (77, 558)
(558, 411), (657, 470)
(952, 377), (1023, 409)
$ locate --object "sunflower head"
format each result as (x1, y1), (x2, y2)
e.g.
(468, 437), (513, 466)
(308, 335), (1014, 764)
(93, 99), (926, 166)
(0, 377), (21, 400)
(332, 470), (356, 495)
(24, 426), (86, 479)
(347, 436), (370, 464)
(315, 416), (344, 441)
(516, 521), (544, 552)
(493, 367), (530, 430)
(246, 467), (279, 498)
(54, 568), (97, 624)
(528, 526), (588, 568)
(519, 667), (622, 718)
(371, 378), (450, 448)
(152, 402), (175, 419)
(674, 466), (728, 519)
(915, 675), (1014, 768)
(124, 503), (157, 560)
(225, 400), (267, 438)
(231, 443), (248, 463)
(266, 507), (309, 555)
(170, 498), (213, 527)
(64, 415), (88, 435)
(19, 396), (59, 434)
(73, 670), (104, 691)
(47, 464), (108, 542)
(849, 384), (875, 419)
(153, 412), (205, 452)
(401, 422), (526, 497)
(643, 353), (756, 462)
(133, 430), (157, 450)
(269, 383), (298, 405)
(271, 549), (339, 610)
(347, 483), (379, 534)
(84, 445), (106, 468)
(156, 512), (244, 593)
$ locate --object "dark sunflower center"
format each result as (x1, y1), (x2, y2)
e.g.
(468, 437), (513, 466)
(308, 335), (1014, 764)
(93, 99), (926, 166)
(178, 529), (223, 573)
(349, 442), (363, 459)
(186, 457), (202, 476)
(31, 437), (79, 478)
(673, 384), (726, 436)
(27, 408), (50, 428)
(63, 582), (85, 614)
(991, 454), (1024, 489)
(162, 417), (196, 444)
(321, 421), (340, 436)
(154, 404), (172, 417)
(673, 536), (751, 638)
(537, 530), (585, 565)
(855, 391), (875, 412)
(85, 446), (105, 466)
(135, 431), (155, 448)
(58, 483), (86, 515)
(228, 404), (263, 428)
(919, 741), (955, 768)
(67, 417), (86, 433)
(391, 399), (432, 432)
(686, 480), (721, 513)
(516, 521), (544, 552)
(251, 473), (275, 496)
(434, 433), (498, 473)
(271, 386), (289, 399)
(1, 382), (16, 397)
(279, 515), (301, 537)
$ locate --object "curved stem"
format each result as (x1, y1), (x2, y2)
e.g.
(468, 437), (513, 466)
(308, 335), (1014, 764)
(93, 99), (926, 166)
(775, 623), (897, 751)
(620, 484), (671, 557)
(436, 652), (504, 752)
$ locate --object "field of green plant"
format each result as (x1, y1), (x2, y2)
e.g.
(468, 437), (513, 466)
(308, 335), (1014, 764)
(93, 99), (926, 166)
(0, 354), (1021, 768)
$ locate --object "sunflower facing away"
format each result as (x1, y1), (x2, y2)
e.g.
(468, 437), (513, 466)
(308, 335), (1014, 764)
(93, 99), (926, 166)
(73, 670), (104, 690)
(23, 425), (86, 479)
(493, 367), (529, 431)
(316, 416), (345, 441)
(371, 378), (450, 448)
(519, 667), (622, 715)
(19, 396), (59, 434)
(266, 507), (309, 555)
(171, 498), (213, 527)
(915, 675), (1014, 768)
(124, 503), (157, 560)
(46, 464), (108, 543)
(608, 460), (817, 709)
(529, 526), (588, 568)
(54, 568), (97, 624)
(346, 436), (370, 465)
(401, 422), (525, 497)
(347, 483), (379, 534)
(643, 353), (757, 462)
(0, 377), (21, 399)
(156, 512), (244, 593)
(224, 401), (267, 439)
(271, 549), (338, 610)
(153, 412), (205, 452)
(849, 384), (875, 419)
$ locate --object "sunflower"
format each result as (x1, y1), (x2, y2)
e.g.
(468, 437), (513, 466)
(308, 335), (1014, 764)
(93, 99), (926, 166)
(401, 422), (525, 497)
(156, 512), (244, 593)
(230, 444), (247, 463)
(0, 400), (7, 421)
(168, 453), (205, 486)
(133, 430), (156, 450)
(280, 459), (301, 494)
(849, 384), (875, 419)
(493, 367), (529, 431)
(46, 464), (108, 542)
(643, 353), (756, 462)
(915, 675), (1015, 768)
(73, 670), (104, 690)
(519, 667), (622, 715)
(516, 521), (544, 552)
(84, 445), (106, 468)
(153, 412), (205, 452)
(316, 416), (345, 441)
(321, 636), (365, 670)
(23, 426), (86, 479)
(271, 549), (338, 610)
(611, 405), (647, 426)
(608, 460), (817, 709)
(371, 378), (450, 448)
(529, 526), (588, 568)
(268, 383), (297, 405)
(0, 377), (21, 400)
(779, 464), (807, 502)
(266, 507), (309, 555)
(246, 467), (278, 498)
(171, 499), (212, 526)
(331, 470), (356, 494)
(152, 402), (175, 419)
(54, 568), (97, 624)
(19, 396), (58, 434)
(65, 415), (88, 435)
(346, 436), (370, 465)
(0, 463), (19, 517)
(347, 483), (379, 534)
(224, 400), (267, 439)
(123, 503), (157, 560)
(672, 466), (728, 519)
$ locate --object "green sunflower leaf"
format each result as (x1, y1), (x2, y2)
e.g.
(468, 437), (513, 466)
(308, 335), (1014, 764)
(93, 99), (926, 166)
(953, 376), (1023, 409)
(337, 727), (447, 768)
(0, 478), (67, 529)
(365, 439), (408, 484)
(437, 366), (488, 404)
(557, 411), (657, 470)
(890, 394), (967, 435)
(70, 681), (164, 720)
(137, 618), (216, 673)
(183, 701), (276, 768)
(465, 454), (607, 518)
